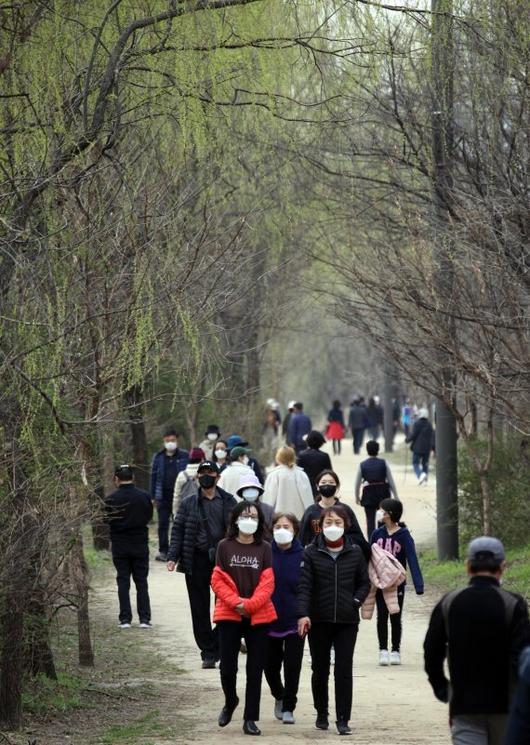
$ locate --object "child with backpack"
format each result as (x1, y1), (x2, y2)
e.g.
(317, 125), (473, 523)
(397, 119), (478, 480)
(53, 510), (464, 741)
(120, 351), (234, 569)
(370, 498), (424, 665)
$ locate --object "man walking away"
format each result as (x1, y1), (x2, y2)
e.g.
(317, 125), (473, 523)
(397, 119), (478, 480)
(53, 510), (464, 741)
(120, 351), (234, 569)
(167, 460), (237, 669)
(150, 427), (189, 561)
(297, 430), (332, 498)
(106, 465), (153, 629)
(406, 408), (434, 485)
(424, 537), (530, 745)
(288, 402), (312, 454)
(349, 397), (368, 454)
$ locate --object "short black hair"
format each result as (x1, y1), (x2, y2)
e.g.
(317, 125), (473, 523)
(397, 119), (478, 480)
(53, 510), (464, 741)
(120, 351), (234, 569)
(307, 430), (325, 449)
(468, 554), (503, 574)
(226, 501), (266, 543)
(332, 400), (341, 409)
(115, 464), (134, 480)
(294, 402), (303, 410)
(318, 504), (351, 530)
(315, 469), (341, 488)
(366, 440), (380, 456)
(163, 428), (179, 438)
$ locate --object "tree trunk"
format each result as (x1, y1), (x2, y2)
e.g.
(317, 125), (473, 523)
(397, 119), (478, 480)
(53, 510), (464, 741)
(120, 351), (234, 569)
(70, 530), (94, 667)
(431, 0), (459, 560)
(0, 605), (24, 729)
(27, 593), (57, 680)
(80, 435), (110, 551)
(125, 384), (149, 492)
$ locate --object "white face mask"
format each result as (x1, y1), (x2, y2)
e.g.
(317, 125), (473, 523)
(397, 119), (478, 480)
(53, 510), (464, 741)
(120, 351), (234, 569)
(274, 528), (293, 545)
(237, 517), (258, 535)
(215, 449), (227, 459)
(164, 441), (177, 452)
(376, 509), (385, 523)
(241, 455), (250, 466)
(207, 433), (218, 442)
(323, 525), (344, 541)
(241, 488), (260, 501)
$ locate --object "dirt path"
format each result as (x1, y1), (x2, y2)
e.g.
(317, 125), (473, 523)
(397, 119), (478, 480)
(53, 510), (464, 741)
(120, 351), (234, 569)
(96, 437), (450, 744)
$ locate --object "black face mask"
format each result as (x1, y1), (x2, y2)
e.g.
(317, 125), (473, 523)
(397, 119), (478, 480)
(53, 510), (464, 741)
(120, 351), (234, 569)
(199, 474), (216, 489)
(319, 484), (337, 498)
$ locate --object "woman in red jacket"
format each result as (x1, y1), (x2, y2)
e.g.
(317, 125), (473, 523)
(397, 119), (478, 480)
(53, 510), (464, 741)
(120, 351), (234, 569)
(211, 501), (277, 736)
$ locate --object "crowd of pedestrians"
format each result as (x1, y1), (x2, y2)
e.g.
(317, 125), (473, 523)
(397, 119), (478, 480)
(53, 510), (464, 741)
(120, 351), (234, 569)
(103, 400), (530, 743)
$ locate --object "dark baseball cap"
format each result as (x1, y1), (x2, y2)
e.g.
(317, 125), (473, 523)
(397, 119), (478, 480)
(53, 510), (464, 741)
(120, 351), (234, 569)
(467, 536), (505, 561)
(197, 460), (220, 474)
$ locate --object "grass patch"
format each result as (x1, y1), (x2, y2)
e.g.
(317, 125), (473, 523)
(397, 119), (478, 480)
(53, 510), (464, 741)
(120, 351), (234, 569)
(22, 670), (85, 715)
(420, 543), (530, 599)
(97, 710), (165, 744)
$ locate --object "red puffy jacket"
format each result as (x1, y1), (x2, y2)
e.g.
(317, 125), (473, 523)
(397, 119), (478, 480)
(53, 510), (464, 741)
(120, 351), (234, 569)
(211, 565), (277, 625)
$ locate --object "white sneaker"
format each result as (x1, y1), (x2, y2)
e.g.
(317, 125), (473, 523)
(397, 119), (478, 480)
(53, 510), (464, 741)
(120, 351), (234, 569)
(330, 647), (335, 665)
(282, 711), (295, 724)
(274, 699), (283, 721)
(390, 651), (401, 665)
(379, 649), (390, 666)
(118, 622), (131, 629)
(418, 472), (427, 485)
(139, 621), (153, 629)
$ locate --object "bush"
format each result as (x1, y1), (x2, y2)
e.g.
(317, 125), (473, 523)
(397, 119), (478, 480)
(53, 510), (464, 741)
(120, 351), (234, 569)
(458, 436), (530, 549)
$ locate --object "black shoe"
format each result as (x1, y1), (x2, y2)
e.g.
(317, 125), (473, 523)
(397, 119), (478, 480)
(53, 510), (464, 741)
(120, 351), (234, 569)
(202, 658), (216, 669)
(337, 721), (352, 735)
(315, 715), (329, 730)
(218, 697), (239, 727)
(243, 720), (261, 736)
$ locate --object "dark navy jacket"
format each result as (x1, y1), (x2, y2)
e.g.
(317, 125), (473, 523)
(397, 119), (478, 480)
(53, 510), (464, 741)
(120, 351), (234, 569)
(370, 525), (424, 593)
(269, 539), (304, 633)
(288, 412), (312, 450)
(150, 448), (189, 502)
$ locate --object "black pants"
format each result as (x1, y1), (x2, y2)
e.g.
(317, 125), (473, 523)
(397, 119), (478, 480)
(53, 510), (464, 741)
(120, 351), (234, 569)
(112, 546), (150, 624)
(376, 585), (405, 651)
(185, 551), (218, 661)
(364, 506), (377, 538)
(264, 633), (305, 712)
(157, 501), (172, 554)
(308, 622), (358, 723)
(353, 428), (365, 454)
(218, 618), (268, 721)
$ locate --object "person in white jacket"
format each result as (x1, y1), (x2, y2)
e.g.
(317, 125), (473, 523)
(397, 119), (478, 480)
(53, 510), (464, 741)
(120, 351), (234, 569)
(217, 445), (254, 496)
(262, 446), (314, 519)
(172, 447), (205, 514)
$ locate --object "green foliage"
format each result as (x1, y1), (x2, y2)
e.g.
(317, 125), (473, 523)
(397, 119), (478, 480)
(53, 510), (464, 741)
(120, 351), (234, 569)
(22, 670), (85, 715)
(420, 544), (530, 600)
(458, 437), (530, 549)
(98, 711), (166, 745)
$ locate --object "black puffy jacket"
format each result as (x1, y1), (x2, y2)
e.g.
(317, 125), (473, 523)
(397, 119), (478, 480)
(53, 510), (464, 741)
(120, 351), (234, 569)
(297, 536), (370, 624)
(167, 487), (236, 574)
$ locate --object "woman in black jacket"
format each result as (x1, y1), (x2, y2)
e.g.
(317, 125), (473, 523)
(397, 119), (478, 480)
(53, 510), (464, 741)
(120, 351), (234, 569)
(297, 505), (370, 736)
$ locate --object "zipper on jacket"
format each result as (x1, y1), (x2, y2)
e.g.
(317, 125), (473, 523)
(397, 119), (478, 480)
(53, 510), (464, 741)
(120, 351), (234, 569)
(333, 560), (338, 623)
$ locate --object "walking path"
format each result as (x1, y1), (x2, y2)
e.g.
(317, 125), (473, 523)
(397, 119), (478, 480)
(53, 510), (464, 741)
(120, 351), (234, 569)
(94, 438), (450, 743)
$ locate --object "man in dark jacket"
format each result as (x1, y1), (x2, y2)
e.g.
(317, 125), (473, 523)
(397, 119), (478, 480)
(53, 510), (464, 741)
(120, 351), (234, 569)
(288, 402), (312, 453)
(505, 646), (530, 744)
(348, 397), (368, 454)
(150, 427), (189, 561)
(406, 408), (434, 485)
(424, 537), (530, 745)
(167, 460), (237, 668)
(297, 430), (332, 497)
(105, 465), (153, 629)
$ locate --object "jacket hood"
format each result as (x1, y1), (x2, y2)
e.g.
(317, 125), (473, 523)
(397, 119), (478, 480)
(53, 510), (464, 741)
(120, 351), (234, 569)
(272, 538), (303, 555)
